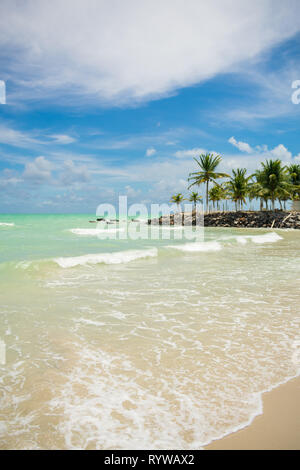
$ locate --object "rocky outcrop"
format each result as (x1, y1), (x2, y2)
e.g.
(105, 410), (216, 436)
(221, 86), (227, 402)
(148, 211), (300, 229)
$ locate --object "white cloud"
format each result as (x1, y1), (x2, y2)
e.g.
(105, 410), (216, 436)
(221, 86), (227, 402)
(228, 137), (253, 153)
(0, 80), (6, 104)
(60, 160), (90, 185)
(174, 148), (207, 159)
(0, 177), (22, 187)
(146, 147), (157, 157)
(23, 156), (53, 182)
(22, 156), (89, 186)
(227, 139), (296, 169)
(270, 144), (292, 161)
(1, 0), (300, 105)
(174, 148), (222, 160)
(125, 185), (141, 199)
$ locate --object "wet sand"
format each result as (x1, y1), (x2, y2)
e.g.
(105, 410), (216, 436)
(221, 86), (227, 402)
(206, 376), (300, 450)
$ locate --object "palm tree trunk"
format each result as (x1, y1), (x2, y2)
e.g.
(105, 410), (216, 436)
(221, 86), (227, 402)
(206, 181), (209, 214)
(260, 199), (263, 211)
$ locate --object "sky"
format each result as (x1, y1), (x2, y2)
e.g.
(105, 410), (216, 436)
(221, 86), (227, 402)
(1, 0), (300, 213)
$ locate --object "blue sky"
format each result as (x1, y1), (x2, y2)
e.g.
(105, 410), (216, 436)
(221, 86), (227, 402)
(1, 0), (300, 213)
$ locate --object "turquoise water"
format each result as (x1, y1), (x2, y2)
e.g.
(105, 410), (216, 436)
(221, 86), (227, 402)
(0, 214), (299, 449)
(0, 214), (189, 263)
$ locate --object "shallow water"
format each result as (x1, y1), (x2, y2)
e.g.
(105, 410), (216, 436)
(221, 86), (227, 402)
(0, 214), (299, 449)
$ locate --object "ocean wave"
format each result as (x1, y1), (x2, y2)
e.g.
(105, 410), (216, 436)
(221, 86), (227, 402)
(69, 228), (124, 236)
(248, 232), (283, 244)
(54, 248), (158, 268)
(230, 232), (283, 245)
(167, 241), (222, 252)
(0, 222), (15, 226)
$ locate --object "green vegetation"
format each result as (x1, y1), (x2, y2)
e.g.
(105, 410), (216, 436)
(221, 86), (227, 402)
(187, 153), (230, 210)
(170, 193), (184, 212)
(226, 168), (253, 211)
(171, 154), (300, 213)
(188, 192), (203, 209)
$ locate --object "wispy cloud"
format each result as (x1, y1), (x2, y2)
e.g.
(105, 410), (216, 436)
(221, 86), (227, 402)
(219, 62), (300, 124)
(0, 124), (77, 150)
(0, 124), (42, 148)
(50, 134), (76, 145)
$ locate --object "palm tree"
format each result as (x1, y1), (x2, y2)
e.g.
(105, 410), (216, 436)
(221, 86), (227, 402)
(170, 193), (184, 213)
(277, 189), (290, 210)
(247, 181), (259, 211)
(188, 192), (203, 210)
(188, 153), (229, 213)
(255, 160), (291, 211)
(288, 163), (300, 185)
(226, 168), (252, 211)
(287, 163), (300, 201)
(208, 184), (226, 211)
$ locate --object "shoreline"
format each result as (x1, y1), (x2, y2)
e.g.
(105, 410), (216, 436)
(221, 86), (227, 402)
(205, 376), (300, 450)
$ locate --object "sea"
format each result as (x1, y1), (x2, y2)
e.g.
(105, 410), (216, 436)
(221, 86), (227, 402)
(0, 214), (299, 449)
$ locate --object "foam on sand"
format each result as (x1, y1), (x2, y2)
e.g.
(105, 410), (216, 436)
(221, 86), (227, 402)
(54, 248), (158, 268)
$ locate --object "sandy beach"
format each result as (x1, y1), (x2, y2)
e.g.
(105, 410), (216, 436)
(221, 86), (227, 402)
(206, 376), (300, 450)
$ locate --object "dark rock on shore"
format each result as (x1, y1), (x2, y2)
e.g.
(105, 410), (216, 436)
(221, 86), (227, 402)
(205, 211), (300, 229)
(148, 211), (300, 229)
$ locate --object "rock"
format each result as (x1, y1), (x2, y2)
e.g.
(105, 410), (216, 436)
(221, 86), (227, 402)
(148, 211), (300, 229)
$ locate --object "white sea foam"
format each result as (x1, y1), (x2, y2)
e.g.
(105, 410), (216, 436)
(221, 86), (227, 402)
(233, 232), (283, 245)
(48, 338), (300, 450)
(74, 318), (106, 327)
(69, 228), (124, 236)
(248, 232), (283, 244)
(0, 222), (14, 226)
(54, 248), (158, 268)
(167, 241), (222, 252)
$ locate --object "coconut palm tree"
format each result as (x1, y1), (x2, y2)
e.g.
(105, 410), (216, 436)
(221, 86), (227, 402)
(287, 163), (300, 201)
(208, 184), (226, 211)
(255, 160), (291, 211)
(188, 153), (229, 213)
(170, 193), (184, 213)
(188, 192), (203, 209)
(277, 189), (290, 210)
(226, 168), (252, 211)
(247, 181), (259, 211)
(251, 174), (271, 211)
(288, 163), (300, 185)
